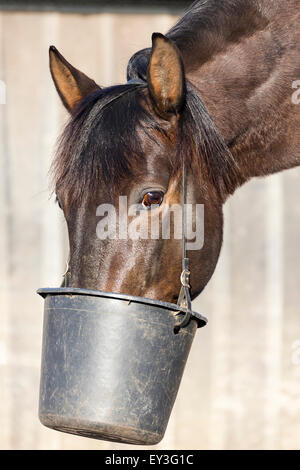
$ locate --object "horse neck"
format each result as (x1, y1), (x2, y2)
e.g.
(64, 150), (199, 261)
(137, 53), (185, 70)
(168, 0), (266, 71)
(169, 0), (300, 198)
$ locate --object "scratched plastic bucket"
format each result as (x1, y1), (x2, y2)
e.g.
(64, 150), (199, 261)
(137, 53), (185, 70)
(37, 287), (207, 445)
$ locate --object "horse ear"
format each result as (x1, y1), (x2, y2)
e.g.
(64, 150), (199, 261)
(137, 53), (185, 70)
(49, 46), (100, 112)
(147, 33), (185, 120)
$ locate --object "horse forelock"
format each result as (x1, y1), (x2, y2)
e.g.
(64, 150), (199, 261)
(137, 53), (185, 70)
(51, 80), (241, 206)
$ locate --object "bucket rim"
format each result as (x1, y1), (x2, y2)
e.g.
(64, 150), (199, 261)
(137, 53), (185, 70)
(37, 287), (208, 327)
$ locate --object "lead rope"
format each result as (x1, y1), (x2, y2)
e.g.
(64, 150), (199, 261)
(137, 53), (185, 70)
(176, 154), (193, 329)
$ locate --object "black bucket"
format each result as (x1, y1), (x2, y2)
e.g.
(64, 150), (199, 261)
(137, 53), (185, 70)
(37, 287), (207, 445)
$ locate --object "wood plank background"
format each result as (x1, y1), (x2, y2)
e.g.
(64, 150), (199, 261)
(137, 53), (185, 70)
(0, 9), (300, 450)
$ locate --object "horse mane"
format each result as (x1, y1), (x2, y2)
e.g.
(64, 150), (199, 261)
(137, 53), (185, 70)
(128, 0), (265, 78)
(52, 80), (240, 206)
(167, 0), (266, 64)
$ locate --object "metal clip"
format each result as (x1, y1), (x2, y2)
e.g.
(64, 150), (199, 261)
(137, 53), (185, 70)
(176, 260), (193, 330)
(180, 268), (191, 288)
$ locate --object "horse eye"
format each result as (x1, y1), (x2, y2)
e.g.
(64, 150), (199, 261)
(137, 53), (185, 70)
(142, 191), (164, 208)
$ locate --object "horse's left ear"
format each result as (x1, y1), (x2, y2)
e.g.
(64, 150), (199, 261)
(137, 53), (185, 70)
(147, 33), (185, 120)
(49, 46), (101, 112)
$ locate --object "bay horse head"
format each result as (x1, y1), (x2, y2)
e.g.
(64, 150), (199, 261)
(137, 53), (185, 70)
(49, 33), (240, 303)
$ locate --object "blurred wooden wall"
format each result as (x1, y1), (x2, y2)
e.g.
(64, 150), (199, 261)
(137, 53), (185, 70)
(0, 10), (300, 450)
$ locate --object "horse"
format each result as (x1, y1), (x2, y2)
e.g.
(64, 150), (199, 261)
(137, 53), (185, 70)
(49, 0), (300, 305)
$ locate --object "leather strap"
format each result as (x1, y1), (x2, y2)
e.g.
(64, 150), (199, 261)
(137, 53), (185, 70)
(176, 154), (193, 329)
